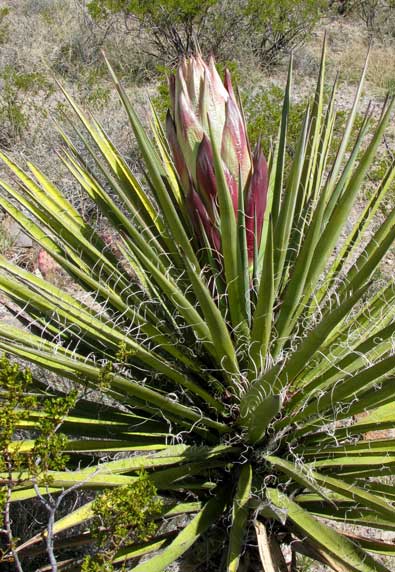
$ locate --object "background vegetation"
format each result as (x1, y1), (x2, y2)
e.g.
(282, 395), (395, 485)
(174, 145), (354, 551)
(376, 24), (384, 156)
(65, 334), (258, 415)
(1, 1), (395, 571)
(1, 0), (395, 211)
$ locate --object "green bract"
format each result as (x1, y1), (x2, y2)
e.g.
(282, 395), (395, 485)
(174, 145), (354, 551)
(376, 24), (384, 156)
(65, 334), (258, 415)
(1, 44), (395, 571)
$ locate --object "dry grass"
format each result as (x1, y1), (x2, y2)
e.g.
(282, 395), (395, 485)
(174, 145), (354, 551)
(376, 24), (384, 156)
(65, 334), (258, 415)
(295, 16), (395, 97)
(0, 0), (159, 215)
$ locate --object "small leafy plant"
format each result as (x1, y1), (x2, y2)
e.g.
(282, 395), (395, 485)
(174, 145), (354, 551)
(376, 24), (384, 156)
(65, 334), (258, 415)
(244, 0), (327, 66)
(82, 473), (162, 571)
(0, 357), (77, 569)
(86, 0), (327, 66)
(1, 44), (395, 571)
(0, 66), (54, 145)
(0, 7), (9, 45)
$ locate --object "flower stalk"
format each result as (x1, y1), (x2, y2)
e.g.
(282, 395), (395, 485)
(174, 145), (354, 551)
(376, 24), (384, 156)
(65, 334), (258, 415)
(166, 54), (268, 264)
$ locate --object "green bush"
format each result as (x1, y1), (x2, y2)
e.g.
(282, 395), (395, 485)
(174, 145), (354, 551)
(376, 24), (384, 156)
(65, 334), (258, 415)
(0, 7), (9, 45)
(243, 0), (328, 66)
(0, 357), (77, 569)
(243, 83), (392, 192)
(338, 0), (395, 36)
(244, 83), (307, 155)
(83, 474), (162, 570)
(87, 0), (218, 61)
(0, 67), (54, 145)
(86, 0), (327, 67)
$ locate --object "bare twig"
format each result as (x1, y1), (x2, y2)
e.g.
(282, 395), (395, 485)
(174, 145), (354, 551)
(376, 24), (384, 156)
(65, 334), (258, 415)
(3, 457), (24, 572)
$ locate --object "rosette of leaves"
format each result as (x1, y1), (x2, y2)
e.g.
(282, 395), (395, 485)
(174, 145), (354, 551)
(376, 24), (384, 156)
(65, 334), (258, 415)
(1, 43), (395, 571)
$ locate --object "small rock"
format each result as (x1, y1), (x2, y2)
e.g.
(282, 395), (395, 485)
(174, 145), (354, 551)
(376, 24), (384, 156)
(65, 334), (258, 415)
(2, 216), (33, 248)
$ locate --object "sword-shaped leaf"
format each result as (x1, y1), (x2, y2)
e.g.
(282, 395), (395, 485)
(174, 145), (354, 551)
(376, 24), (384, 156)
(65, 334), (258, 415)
(227, 463), (252, 572)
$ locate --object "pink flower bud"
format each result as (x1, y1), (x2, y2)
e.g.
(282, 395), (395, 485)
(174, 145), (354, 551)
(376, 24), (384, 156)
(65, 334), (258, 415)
(166, 55), (261, 266)
(223, 163), (239, 216)
(169, 74), (176, 115)
(246, 144), (268, 261)
(189, 189), (221, 253)
(221, 96), (251, 189)
(224, 68), (235, 100)
(196, 135), (217, 206)
(174, 89), (203, 177)
(166, 111), (190, 194)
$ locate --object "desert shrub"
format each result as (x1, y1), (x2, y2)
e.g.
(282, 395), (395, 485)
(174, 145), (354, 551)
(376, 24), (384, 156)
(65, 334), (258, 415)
(329, 0), (356, 14)
(0, 66), (54, 146)
(244, 84), (307, 155)
(341, 0), (395, 36)
(243, 0), (328, 67)
(50, 21), (112, 78)
(86, 0), (327, 67)
(0, 7), (9, 45)
(1, 48), (395, 572)
(87, 0), (219, 62)
(244, 84), (369, 173)
(0, 357), (78, 569)
(75, 67), (113, 109)
(355, 0), (387, 32)
(82, 475), (162, 570)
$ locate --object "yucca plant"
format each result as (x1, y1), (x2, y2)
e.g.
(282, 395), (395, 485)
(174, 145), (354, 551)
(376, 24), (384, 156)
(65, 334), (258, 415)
(1, 44), (395, 571)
